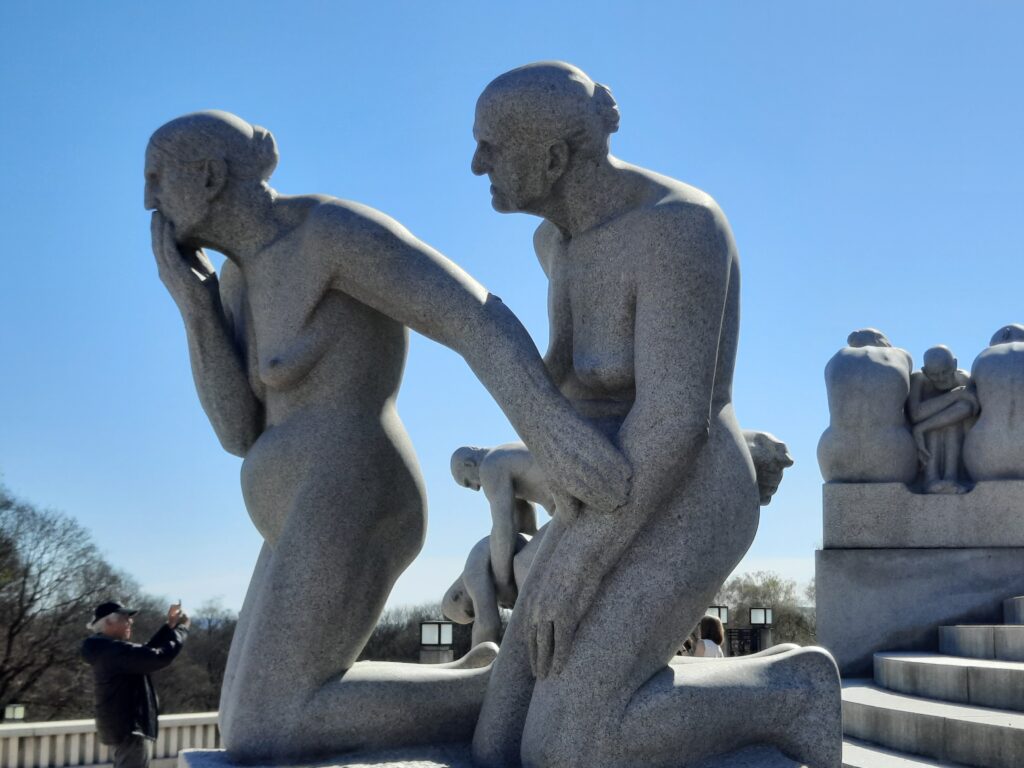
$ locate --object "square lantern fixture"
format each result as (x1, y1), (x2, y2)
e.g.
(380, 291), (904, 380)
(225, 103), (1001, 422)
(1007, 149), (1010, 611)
(749, 607), (773, 627)
(420, 621), (454, 647)
(705, 605), (729, 624)
(3, 703), (25, 722)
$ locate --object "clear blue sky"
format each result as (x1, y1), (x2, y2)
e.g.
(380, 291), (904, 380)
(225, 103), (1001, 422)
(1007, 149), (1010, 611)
(2, 2), (1022, 612)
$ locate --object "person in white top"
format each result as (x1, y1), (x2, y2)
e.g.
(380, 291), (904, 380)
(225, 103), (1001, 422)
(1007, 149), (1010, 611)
(694, 615), (725, 658)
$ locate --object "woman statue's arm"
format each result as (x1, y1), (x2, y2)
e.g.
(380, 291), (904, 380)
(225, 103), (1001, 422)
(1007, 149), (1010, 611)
(151, 212), (263, 457)
(524, 204), (735, 677)
(317, 201), (631, 512)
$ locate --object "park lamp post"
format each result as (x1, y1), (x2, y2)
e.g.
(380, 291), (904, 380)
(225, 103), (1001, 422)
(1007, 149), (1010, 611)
(419, 620), (454, 664)
(749, 607), (773, 653)
(706, 605), (729, 624)
(3, 703), (25, 722)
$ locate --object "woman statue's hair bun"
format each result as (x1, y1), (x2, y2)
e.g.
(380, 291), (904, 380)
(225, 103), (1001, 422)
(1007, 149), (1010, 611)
(592, 83), (620, 134)
(249, 124), (279, 181)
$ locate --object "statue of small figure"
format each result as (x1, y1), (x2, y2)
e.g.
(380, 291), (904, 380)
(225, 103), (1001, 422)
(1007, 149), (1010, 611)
(908, 345), (978, 494)
(444, 444), (553, 646)
(445, 436), (793, 648)
(818, 329), (918, 484)
(963, 324), (1024, 481)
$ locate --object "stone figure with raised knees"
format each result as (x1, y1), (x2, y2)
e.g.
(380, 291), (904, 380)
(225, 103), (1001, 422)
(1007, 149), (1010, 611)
(963, 324), (1024, 481)
(445, 434), (794, 648)
(908, 345), (978, 494)
(468, 62), (840, 768)
(145, 110), (632, 763)
(818, 328), (918, 484)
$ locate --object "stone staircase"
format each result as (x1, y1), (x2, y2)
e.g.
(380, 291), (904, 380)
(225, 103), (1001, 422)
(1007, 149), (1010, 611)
(840, 596), (1024, 767)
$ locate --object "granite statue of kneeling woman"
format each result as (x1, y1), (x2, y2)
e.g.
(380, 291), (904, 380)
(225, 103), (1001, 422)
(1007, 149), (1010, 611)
(144, 111), (631, 763)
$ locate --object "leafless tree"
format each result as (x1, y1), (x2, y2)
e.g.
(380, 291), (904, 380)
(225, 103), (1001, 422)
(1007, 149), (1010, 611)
(714, 570), (816, 646)
(0, 484), (136, 720)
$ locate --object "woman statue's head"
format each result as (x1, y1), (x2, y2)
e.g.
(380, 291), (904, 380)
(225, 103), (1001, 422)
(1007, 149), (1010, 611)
(847, 328), (892, 349)
(145, 110), (278, 240)
(471, 61), (619, 214)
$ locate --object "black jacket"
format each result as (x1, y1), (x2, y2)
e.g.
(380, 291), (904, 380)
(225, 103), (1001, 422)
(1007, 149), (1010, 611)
(81, 624), (188, 744)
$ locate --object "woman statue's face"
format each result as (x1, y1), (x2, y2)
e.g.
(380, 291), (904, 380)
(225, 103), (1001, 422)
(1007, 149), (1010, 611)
(144, 142), (211, 241)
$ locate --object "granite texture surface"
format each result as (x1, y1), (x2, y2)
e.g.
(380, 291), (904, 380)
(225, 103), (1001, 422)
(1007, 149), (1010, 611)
(822, 481), (1024, 548)
(816, 547), (1024, 676)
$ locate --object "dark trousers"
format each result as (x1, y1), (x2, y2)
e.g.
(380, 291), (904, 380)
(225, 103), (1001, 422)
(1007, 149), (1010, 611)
(111, 734), (152, 768)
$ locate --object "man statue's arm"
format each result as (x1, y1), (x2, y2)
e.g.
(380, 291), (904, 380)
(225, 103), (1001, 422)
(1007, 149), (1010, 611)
(482, 471), (519, 594)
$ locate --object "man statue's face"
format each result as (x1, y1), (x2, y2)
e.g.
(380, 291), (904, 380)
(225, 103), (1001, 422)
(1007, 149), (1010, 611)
(442, 578), (474, 624)
(452, 460), (481, 491)
(923, 360), (957, 391)
(471, 100), (552, 215)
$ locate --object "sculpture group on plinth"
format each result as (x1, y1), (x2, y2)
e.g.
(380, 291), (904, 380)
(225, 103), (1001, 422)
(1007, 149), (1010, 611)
(816, 325), (1024, 675)
(819, 325), (1024, 494)
(150, 61), (841, 767)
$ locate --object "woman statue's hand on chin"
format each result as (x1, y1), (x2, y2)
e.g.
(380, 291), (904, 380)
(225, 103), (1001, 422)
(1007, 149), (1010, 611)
(151, 211), (219, 314)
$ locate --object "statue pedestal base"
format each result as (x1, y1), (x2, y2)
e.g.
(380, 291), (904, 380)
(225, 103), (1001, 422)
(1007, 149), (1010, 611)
(816, 546), (1024, 676)
(178, 744), (809, 768)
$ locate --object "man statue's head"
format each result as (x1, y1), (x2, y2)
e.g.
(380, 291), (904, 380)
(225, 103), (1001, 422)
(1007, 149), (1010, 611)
(450, 446), (488, 491)
(922, 345), (959, 390)
(471, 61), (619, 215)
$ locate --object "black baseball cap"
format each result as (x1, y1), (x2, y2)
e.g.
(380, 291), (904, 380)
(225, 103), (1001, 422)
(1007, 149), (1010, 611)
(92, 602), (138, 623)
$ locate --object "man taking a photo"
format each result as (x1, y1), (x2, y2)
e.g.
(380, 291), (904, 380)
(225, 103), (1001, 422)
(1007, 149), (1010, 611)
(82, 601), (190, 768)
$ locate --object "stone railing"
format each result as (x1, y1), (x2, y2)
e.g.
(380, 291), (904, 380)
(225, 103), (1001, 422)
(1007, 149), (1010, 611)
(0, 714), (219, 768)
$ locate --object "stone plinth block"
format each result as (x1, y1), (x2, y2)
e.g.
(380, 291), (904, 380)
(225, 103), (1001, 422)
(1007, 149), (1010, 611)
(178, 745), (810, 768)
(822, 481), (1024, 549)
(1007, 596), (1024, 624)
(816, 547), (1024, 676)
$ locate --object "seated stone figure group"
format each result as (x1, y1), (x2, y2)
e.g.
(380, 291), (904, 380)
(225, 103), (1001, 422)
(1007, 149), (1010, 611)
(819, 324), (1024, 493)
